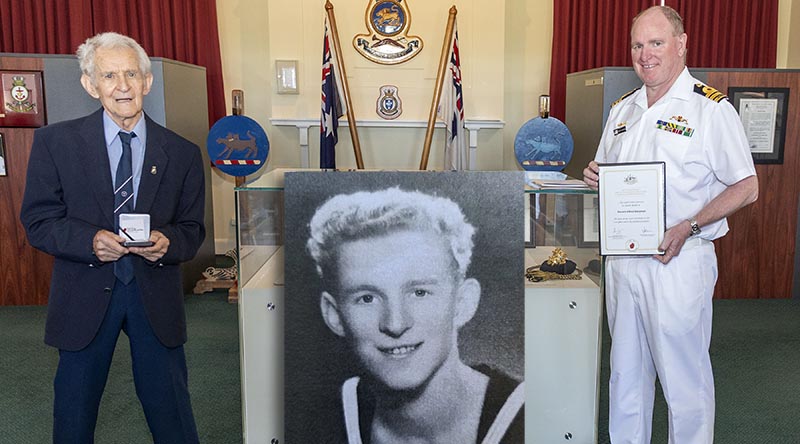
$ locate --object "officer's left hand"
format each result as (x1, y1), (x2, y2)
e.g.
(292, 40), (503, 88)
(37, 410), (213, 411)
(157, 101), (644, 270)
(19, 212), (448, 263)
(129, 230), (169, 262)
(654, 221), (692, 264)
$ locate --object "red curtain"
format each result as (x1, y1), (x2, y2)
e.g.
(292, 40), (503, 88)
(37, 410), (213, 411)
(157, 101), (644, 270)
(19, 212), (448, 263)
(549, 0), (779, 120)
(671, 0), (778, 69)
(0, 0), (225, 127)
(0, 0), (93, 54)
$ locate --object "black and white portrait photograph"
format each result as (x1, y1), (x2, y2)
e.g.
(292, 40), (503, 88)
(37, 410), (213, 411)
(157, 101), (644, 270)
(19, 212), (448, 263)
(284, 171), (525, 443)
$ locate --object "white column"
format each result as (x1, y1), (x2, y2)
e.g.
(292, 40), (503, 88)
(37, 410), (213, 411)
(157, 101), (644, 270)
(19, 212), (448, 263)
(467, 126), (479, 171)
(297, 124), (310, 168)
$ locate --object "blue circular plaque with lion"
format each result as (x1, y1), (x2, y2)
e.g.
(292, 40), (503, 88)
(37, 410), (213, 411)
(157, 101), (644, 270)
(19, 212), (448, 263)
(514, 117), (574, 171)
(207, 115), (269, 177)
(371, 1), (406, 36)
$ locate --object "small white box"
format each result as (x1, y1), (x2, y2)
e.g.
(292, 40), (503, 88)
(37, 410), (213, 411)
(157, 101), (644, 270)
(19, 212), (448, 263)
(119, 213), (151, 246)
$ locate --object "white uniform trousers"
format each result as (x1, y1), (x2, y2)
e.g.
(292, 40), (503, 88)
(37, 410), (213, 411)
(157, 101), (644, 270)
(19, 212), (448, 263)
(605, 238), (717, 444)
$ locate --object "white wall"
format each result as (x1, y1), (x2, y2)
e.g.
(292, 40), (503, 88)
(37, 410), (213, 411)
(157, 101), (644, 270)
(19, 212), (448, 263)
(783, 0), (800, 68)
(266, 0), (506, 170)
(214, 0), (528, 252)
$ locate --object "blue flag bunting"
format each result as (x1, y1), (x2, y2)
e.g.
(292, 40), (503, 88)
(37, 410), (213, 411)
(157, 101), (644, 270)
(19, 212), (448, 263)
(320, 17), (344, 169)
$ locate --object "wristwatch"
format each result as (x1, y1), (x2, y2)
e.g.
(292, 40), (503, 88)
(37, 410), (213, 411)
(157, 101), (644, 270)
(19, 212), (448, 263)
(688, 218), (701, 236)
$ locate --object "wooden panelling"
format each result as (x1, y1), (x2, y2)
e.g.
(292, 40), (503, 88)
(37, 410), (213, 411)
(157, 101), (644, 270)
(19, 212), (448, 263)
(708, 71), (800, 299)
(0, 56), (52, 305)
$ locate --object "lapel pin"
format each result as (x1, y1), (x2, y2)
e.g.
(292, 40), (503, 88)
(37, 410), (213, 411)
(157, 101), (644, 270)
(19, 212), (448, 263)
(150, 166), (157, 175)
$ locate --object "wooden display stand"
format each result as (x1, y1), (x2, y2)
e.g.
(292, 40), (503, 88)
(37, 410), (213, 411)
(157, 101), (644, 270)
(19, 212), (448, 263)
(193, 278), (238, 303)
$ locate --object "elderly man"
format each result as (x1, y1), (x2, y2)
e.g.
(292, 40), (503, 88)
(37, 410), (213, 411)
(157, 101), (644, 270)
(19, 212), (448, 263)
(20, 32), (205, 443)
(583, 6), (758, 444)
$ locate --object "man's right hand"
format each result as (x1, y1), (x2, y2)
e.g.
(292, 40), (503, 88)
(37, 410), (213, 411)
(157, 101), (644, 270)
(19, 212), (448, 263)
(583, 160), (600, 190)
(92, 230), (129, 262)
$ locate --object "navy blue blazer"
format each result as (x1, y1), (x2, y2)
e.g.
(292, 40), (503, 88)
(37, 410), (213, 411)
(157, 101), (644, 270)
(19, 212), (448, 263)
(20, 108), (206, 351)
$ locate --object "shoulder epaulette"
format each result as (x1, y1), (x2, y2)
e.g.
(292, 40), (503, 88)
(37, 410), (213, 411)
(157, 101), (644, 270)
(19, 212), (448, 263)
(611, 88), (639, 108)
(693, 83), (727, 103)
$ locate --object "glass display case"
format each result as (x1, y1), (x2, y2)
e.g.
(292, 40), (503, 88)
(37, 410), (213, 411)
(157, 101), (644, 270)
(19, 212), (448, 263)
(235, 169), (603, 444)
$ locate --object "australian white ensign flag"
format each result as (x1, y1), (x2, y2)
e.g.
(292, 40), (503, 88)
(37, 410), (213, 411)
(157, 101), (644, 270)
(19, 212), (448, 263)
(438, 21), (467, 170)
(321, 17), (346, 169)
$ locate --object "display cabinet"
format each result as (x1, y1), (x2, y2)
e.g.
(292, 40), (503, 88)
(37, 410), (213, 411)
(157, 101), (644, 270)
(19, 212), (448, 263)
(235, 169), (603, 444)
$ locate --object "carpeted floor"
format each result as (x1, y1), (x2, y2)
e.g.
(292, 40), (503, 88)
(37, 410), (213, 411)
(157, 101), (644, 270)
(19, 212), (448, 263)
(597, 298), (800, 444)
(1, 295), (798, 443)
(0, 290), (242, 444)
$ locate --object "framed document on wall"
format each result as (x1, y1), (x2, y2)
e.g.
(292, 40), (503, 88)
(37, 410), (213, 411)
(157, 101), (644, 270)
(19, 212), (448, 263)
(1, 71), (46, 128)
(728, 87), (789, 165)
(598, 162), (666, 256)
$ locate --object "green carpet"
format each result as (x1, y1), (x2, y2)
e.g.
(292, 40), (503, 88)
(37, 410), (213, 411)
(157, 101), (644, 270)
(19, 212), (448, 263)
(0, 291), (242, 444)
(597, 299), (800, 444)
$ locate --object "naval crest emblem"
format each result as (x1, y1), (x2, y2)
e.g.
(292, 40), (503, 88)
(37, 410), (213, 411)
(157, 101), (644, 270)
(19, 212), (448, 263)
(5, 75), (36, 113)
(376, 85), (402, 119)
(353, 0), (423, 65)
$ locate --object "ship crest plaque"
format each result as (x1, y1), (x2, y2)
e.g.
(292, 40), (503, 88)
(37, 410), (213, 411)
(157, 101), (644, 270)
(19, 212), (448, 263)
(353, 0), (423, 65)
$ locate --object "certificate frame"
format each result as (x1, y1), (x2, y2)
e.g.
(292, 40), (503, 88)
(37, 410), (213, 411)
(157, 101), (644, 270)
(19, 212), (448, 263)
(728, 87), (789, 165)
(0, 70), (46, 128)
(598, 162), (666, 256)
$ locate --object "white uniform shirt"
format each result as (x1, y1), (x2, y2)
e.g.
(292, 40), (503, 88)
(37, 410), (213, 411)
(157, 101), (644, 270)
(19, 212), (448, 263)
(595, 67), (756, 240)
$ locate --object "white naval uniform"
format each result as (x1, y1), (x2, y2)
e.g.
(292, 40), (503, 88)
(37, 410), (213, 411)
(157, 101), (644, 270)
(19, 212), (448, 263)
(595, 67), (756, 444)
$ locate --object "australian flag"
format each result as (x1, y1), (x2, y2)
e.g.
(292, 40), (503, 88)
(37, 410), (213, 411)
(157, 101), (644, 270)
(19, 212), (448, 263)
(439, 22), (467, 170)
(321, 17), (345, 169)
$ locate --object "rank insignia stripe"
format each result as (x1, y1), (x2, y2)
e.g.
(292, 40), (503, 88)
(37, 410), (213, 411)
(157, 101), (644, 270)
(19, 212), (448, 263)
(611, 88), (639, 108)
(693, 83), (727, 103)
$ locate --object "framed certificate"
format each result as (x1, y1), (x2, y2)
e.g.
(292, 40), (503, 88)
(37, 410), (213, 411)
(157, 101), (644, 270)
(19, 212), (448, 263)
(728, 87), (789, 164)
(598, 162), (666, 256)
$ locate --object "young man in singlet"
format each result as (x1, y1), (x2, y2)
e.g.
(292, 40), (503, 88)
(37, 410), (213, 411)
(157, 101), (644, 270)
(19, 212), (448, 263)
(307, 187), (524, 444)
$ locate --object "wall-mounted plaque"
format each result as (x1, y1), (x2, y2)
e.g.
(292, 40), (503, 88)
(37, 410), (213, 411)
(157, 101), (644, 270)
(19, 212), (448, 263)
(1, 71), (46, 127)
(376, 85), (402, 119)
(353, 0), (423, 65)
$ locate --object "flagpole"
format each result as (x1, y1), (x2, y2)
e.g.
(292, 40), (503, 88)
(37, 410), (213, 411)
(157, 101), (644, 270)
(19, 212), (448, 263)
(325, 0), (364, 169)
(420, 5), (457, 170)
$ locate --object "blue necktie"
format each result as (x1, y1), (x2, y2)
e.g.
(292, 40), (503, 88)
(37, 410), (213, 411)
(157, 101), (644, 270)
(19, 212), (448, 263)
(114, 131), (136, 284)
